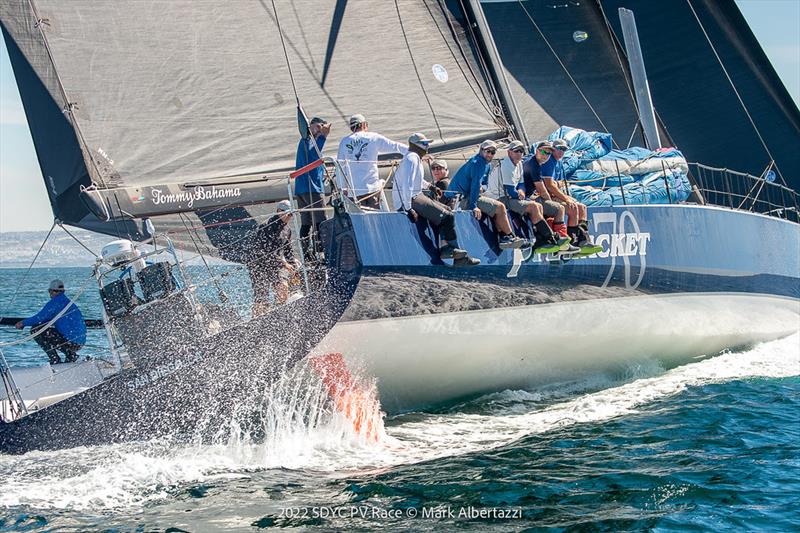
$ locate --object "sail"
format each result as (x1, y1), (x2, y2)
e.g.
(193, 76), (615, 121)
(601, 0), (800, 191)
(477, 0), (800, 191)
(1, 0), (503, 236)
(477, 0), (648, 148)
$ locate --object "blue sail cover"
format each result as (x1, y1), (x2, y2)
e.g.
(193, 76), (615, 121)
(548, 126), (692, 207)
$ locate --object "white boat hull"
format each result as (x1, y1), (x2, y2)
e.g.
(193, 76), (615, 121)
(311, 292), (800, 413)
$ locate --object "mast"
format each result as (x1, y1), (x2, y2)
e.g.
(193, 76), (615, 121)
(618, 8), (661, 150)
(465, 0), (530, 147)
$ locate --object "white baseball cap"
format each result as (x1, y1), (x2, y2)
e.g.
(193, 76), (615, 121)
(276, 200), (292, 212)
(408, 132), (432, 149)
(479, 140), (498, 151)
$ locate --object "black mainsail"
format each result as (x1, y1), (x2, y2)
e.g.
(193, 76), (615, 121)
(477, 0), (799, 190)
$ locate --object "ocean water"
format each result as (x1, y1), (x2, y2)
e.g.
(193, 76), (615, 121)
(1, 267), (799, 532)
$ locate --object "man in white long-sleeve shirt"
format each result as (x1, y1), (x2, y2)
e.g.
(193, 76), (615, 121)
(393, 133), (479, 265)
(337, 113), (408, 209)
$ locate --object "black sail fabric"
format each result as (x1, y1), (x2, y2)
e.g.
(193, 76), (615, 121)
(478, 0), (647, 147)
(1, 0), (502, 235)
(601, 0), (800, 190)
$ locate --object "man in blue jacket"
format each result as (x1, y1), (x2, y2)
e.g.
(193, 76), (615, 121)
(295, 116), (331, 260)
(446, 140), (526, 249)
(15, 279), (86, 364)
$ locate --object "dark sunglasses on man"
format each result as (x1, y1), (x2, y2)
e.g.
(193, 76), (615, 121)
(484, 149), (497, 155)
(510, 148), (524, 154)
(431, 165), (445, 171)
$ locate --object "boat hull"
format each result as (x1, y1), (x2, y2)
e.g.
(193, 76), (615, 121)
(312, 204), (800, 413)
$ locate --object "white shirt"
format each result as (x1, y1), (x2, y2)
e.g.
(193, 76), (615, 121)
(485, 156), (523, 200)
(391, 152), (429, 211)
(336, 131), (408, 197)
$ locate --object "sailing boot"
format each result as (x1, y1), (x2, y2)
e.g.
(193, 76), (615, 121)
(453, 255), (481, 267)
(532, 220), (564, 254)
(575, 226), (603, 255)
(498, 233), (528, 249)
(439, 242), (468, 260)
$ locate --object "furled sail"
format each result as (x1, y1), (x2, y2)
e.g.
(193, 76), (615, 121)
(1, 0), (504, 243)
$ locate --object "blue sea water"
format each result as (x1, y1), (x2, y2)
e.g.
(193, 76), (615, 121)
(0, 267), (798, 532)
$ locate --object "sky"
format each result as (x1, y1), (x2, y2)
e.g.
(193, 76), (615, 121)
(1, 1), (798, 232)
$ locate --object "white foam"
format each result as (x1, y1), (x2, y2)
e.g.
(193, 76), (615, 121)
(1, 332), (797, 511)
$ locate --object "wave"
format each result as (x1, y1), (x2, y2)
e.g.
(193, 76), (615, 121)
(1, 332), (797, 511)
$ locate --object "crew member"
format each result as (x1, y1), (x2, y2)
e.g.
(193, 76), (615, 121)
(295, 116), (331, 260)
(550, 138), (602, 253)
(446, 140), (526, 250)
(429, 159), (455, 209)
(485, 140), (568, 254)
(15, 279), (86, 365)
(247, 200), (299, 316)
(336, 113), (407, 209)
(522, 141), (572, 246)
(393, 133), (479, 266)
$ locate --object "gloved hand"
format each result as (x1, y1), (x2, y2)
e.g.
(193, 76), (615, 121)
(406, 209), (419, 223)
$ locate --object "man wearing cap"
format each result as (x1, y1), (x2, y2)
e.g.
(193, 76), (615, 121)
(295, 116), (331, 260)
(446, 140), (526, 250)
(15, 280), (86, 364)
(428, 159), (455, 209)
(393, 133), (480, 265)
(522, 141), (573, 248)
(246, 200), (299, 316)
(336, 113), (407, 209)
(485, 141), (569, 254)
(548, 139), (602, 253)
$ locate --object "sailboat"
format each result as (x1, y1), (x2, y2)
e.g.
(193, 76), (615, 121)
(1, 0), (797, 453)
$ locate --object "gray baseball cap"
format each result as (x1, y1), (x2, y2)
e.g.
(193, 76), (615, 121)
(48, 279), (65, 291)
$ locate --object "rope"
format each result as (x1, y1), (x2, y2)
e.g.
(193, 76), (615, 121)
(57, 223), (99, 258)
(685, 0), (785, 187)
(395, 0), (446, 142)
(0, 222), (56, 323)
(515, 0), (617, 145)
(269, 0), (300, 106)
(428, 0), (497, 118)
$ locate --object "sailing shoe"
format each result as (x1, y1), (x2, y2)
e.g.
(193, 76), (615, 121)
(454, 255), (481, 267)
(498, 235), (528, 249)
(532, 239), (562, 254)
(577, 239), (603, 255)
(556, 236), (572, 251)
(562, 243), (581, 254)
(440, 244), (468, 260)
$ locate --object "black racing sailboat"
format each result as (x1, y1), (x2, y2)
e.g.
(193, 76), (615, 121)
(1, 0), (798, 453)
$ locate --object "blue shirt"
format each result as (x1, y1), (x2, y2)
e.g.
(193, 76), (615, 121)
(294, 135), (327, 195)
(22, 293), (87, 345)
(553, 159), (566, 181)
(522, 155), (556, 195)
(446, 153), (491, 209)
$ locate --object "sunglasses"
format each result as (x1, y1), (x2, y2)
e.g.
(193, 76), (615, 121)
(484, 149), (497, 155)
(538, 149), (552, 155)
(510, 148), (524, 154)
(431, 165), (445, 171)
(553, 146), (567, 152)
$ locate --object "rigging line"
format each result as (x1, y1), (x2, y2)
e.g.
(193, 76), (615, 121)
(515, 0), (617, 146)
(0, 222), (56, 321)
(57, 223), (99, 258)
(394, 0), (446, 142)
(27, 0), (107, 188)
(426, 0), (495, 117)
(685, 0), (785, 186)
(457, 0), (507, 119)
(269, 0), (300, 106)
(178, 213), (227, 300)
